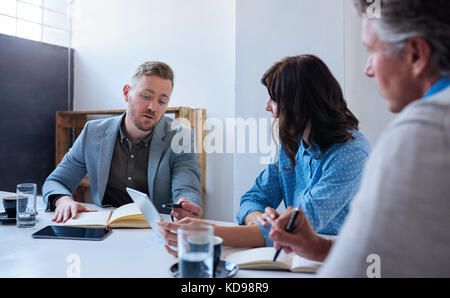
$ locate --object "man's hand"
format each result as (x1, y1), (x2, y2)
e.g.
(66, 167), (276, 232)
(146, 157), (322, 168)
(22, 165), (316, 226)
(157, 217), (213, 257)
(244, 207), (280, 226)
(171, 198), (203, 221)
(52, 196), (98, 223)
(269, 206), (332, 262)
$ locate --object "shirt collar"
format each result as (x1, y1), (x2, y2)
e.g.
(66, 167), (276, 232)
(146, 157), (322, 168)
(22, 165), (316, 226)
(299, 140), (322, 158)
(119, 116), (153, 147)
(423, 77), (450, 100)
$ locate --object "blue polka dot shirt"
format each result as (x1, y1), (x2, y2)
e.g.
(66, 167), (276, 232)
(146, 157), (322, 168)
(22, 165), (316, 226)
(236, 130), (370, 246)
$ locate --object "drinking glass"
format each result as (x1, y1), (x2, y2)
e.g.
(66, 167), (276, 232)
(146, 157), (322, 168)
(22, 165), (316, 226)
(16, 183), (37, 228)
(178, 224), (214, 278)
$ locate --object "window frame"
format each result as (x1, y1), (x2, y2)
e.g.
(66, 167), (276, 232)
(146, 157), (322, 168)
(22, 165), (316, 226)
(0, 0), (70, 47)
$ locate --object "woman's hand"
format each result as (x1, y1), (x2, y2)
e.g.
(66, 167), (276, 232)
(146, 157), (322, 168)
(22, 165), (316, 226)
(244, 207), (280, 226)
(256, 207), (280, 227)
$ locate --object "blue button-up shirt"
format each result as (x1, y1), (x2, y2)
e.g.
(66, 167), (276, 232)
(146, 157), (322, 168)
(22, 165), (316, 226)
(236, 130), (370, 246)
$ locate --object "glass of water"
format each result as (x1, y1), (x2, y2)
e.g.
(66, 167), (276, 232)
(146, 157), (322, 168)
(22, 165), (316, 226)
(178, 224), (214, 278)
(16, 183), (37, 228)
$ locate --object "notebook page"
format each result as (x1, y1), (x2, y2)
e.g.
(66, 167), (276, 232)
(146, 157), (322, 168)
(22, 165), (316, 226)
(109, 202), (143, 223)
(64, 210), (111, 226)
(226, 247), (291, 267)
(290, 254), (322, 272)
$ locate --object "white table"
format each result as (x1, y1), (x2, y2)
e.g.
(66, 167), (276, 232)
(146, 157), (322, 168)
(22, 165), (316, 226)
(0, 191), (314, 278)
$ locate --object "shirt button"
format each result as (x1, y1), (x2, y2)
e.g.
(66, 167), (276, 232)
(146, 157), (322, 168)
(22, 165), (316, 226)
(130, 155), (134, 158)
(128, 177), (132, 181)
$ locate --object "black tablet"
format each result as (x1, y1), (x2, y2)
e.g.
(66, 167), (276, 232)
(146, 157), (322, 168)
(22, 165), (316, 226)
(32, 225), (111, 241)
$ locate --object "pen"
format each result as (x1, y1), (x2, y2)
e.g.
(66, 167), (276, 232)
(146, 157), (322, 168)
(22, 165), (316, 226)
(272, 207), (300, 262)
(162, 203), (183, 209)
(164, 203), (183, 222)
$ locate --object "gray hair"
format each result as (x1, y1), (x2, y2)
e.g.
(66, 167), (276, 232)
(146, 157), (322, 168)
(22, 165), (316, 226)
(354, 0), (450, 77)
(131, 61), (174, 89)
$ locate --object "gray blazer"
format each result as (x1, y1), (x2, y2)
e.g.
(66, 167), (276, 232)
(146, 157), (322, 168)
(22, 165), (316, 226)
(42, 115), (202, 212)
(318, 87), (450, 277)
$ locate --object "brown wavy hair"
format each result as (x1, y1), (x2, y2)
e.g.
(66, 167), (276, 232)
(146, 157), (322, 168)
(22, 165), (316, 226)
(261, 55), (359, 170)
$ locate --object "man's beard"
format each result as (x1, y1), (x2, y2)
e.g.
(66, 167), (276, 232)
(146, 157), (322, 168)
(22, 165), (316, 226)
(133, 117), (156, 132)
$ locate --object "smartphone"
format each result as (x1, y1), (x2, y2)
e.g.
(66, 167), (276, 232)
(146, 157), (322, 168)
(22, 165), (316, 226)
(32, 225), (111, 241)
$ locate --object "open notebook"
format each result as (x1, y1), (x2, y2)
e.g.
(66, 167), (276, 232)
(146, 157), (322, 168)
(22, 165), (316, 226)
(224, 247), (322, 273)
(63, 203), (149, 228)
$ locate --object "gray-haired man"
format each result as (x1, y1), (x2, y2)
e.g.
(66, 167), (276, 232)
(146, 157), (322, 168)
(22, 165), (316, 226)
(43, 61), (203, 222)
(269, 0), (450, 277)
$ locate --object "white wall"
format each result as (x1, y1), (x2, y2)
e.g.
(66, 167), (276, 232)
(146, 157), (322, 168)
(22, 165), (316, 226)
(70, 0), (396, 222)
(71, 0), (236, 221)
(343, 0), (395, 146)
(232, 0), (397, 218)
(234, 0), (346, 216)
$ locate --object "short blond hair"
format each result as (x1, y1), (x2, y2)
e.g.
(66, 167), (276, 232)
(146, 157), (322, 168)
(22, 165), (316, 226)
(131, 61), (174, 89)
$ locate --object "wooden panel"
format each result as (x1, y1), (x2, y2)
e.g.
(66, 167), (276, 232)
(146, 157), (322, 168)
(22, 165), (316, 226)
(194, 109), (207, 217)
(73, 114), (88, 140)
(57, 107), (178, 116)
(79, 176), (90, 188)
(56, 109), (125, 116)
(57, 114), (89, 128)
(55, 111), (70, 166)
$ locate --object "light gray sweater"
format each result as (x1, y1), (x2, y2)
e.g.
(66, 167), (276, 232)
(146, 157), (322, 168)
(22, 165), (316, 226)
(318, 87), (450, 277)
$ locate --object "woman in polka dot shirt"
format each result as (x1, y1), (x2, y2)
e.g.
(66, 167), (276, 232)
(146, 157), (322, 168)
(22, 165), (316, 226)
(158, 54), (370, 250)
(236, 54), (370, 246)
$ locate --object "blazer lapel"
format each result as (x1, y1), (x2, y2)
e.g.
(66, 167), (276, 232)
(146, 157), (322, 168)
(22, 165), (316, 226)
(147, 118), (167, 201)
(97, 115), (122, 202)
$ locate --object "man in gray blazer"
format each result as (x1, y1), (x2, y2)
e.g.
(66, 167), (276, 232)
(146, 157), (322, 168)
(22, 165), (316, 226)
(43, 61), (203, 223)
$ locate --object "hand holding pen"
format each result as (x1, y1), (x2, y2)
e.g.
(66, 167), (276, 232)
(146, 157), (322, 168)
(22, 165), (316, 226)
(269, 206), (333, 262)
(272, 207), (300, 262)
(162, 198), (203, 221)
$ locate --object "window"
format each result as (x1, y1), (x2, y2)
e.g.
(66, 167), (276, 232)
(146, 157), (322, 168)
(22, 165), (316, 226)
(0, 0), (70, 47)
